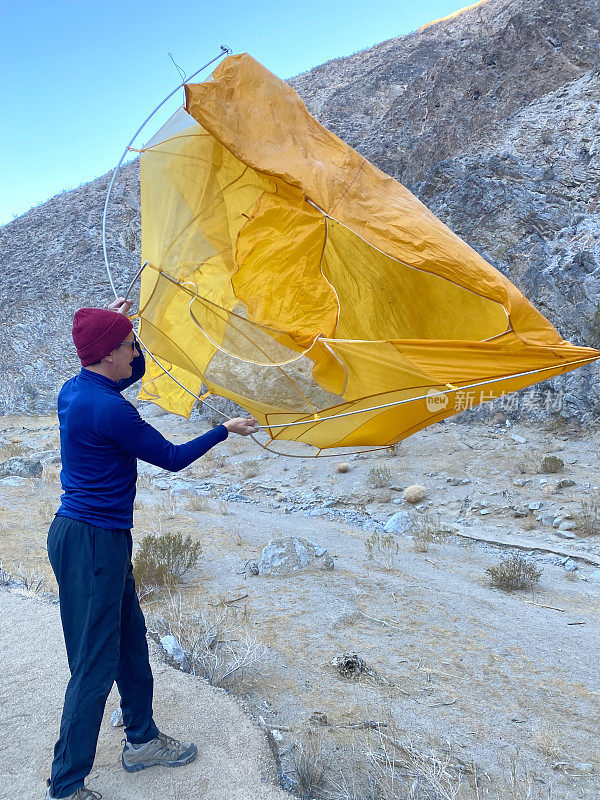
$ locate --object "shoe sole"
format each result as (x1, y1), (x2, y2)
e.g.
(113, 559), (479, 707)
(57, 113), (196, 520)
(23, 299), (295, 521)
(122, 744), (197, 773)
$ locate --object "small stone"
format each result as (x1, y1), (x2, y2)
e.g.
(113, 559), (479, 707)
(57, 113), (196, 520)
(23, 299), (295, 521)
(557, 479), (576, 489)
(513, 508), (528, 518)
(10, 436), (22, 444)
(480, 509), (490, 516)
(160, 634), (186, 664)
(512, 434), (527, 444)
(574, 762), (595, 774)
(557, 530), (577, 540)
(558, 520), (577, 532)
(590, 569), (600, 582)
(540, 513), (555, 526)
(528, 502), (542, 511)
(384, 511), (415, 534)
(552, 517), (563, 528)
(403, 484), (427, 504)
(110, 707), (124, 727)
(446, 477), (462, 486)
(309, 711), (328, 726)
(336, 462), (351, 473)
(0, 476), (27, 487)
(564, 559), (578, 572)
(270, 729), (284, 742)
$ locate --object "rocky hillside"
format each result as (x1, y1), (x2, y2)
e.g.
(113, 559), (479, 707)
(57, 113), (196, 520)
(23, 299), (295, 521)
(1, 0), (599, 421)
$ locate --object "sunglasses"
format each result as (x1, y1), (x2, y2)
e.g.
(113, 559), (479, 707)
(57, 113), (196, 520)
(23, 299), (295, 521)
(119, 339), (136, 351)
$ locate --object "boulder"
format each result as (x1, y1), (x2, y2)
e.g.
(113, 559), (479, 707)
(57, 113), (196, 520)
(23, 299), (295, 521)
(0, 457), (43, 478)
(383, 510), (415, 535)
(257, 537), (334, 576)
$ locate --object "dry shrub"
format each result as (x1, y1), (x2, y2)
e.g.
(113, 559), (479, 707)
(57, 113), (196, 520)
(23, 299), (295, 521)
(186, 495), (208, 513)
(363, 728), (464, 800)
(238, 460), (260, 480)
(367, 466), (392, 489)
(133, 530), (201, 593)
(14, 564), (46, 594)
(577, 493), (600, 537)
(486, 554), (541, 592)
(540, 455), (564, 474)
(365, 530), (400, 570)
(412, 513), (447, 553)
(149, 591), (267, 688)
(42, 465), (61, 484)
(292, 733), (330, 800)
(0, 442), (27, 459)
(37, 498), (57, 525)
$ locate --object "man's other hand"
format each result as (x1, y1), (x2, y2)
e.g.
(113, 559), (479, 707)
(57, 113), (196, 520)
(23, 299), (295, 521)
(108, 297), (133, 315)
(223, 417), (259, 436)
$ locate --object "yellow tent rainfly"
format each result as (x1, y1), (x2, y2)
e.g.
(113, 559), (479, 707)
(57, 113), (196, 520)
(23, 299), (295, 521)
(131, 53), (599, 453)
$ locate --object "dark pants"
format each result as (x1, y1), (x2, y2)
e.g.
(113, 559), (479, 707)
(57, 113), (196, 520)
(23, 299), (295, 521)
(47, 516), (159, 798)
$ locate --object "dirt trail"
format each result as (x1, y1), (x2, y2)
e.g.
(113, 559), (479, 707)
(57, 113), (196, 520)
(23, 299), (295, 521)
(0, 589), (287, 800)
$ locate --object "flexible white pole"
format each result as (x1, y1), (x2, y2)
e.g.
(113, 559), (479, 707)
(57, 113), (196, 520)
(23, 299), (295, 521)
(102, 46), (231, 298)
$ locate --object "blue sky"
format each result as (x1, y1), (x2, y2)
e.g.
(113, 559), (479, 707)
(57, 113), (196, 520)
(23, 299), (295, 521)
(0, 0), (473, 225)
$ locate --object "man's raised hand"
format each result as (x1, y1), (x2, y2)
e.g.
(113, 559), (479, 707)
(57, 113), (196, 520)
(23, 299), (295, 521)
(108, 297), (133, 315)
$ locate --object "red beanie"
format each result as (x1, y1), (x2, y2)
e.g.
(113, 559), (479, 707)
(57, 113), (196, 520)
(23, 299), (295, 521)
(72, 308), (133, 366)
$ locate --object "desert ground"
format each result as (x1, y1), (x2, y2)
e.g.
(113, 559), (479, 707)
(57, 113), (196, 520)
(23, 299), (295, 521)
(2, 407), (600, 799)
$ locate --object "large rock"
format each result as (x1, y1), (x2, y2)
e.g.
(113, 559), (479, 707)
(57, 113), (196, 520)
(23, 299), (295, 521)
(257, 537), (334, 576)
(383, 510), (415, 535)
(0, 458), (43, 478)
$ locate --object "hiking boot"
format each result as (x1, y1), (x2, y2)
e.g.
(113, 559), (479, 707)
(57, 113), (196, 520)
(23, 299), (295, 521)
(121, 732), (197, 773)
(45, 782), (101, 799)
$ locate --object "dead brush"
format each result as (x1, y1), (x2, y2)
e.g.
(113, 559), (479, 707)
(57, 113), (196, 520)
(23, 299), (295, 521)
(37, 497), (57, 525)
(486, 553), (541, 592)
(238, 460), (260, 480)
(133, 529), (201, 594)
(577, 493), (600, 537)
(186, 494), (208, 513)
(367, 466), (392, 489)
(412, 513), (447, 553)
(0, 441), (27, 459)
(149, 591), (268, 689)
(365, 530), (400, 571)
(291, 733), (330, 800)
(363, 728), (464, 800)
(15, 564), (47, 594)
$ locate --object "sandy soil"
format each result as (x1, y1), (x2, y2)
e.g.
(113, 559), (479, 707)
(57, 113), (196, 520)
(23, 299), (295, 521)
(0, 589), (288, 800)
(2, 410), (600, 798)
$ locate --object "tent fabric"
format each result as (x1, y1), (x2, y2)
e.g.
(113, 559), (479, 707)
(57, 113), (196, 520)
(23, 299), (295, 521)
(136, 53), (599, 451)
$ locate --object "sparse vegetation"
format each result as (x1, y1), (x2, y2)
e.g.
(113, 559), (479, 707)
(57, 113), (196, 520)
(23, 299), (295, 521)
(291, 734), (330, 800)
(15, 564), (46, 594)
(133, 530), (201, 593)
(540, 455), (564, 473)
(238, 460), (260, 480)
(577, 493), (600, 537)
(186, 494), (208, 513)
(367, 466), (392, 489)
(486, 553), (541, 592)
(149, 592), (268, 688)
(0, 441), (27, 459)
(365, 530), (400, 570)
(412, 513), (447, 553)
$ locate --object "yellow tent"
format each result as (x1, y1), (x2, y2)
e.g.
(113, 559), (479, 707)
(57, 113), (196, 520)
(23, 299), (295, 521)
(136, 53), (598, 453)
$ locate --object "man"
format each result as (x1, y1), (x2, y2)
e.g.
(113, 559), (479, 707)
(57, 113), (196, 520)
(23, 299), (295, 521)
(46, 298), (258, 800)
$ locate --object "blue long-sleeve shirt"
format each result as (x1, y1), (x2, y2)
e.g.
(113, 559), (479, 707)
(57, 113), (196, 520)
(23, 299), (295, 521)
(56, 346), (227, 529)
